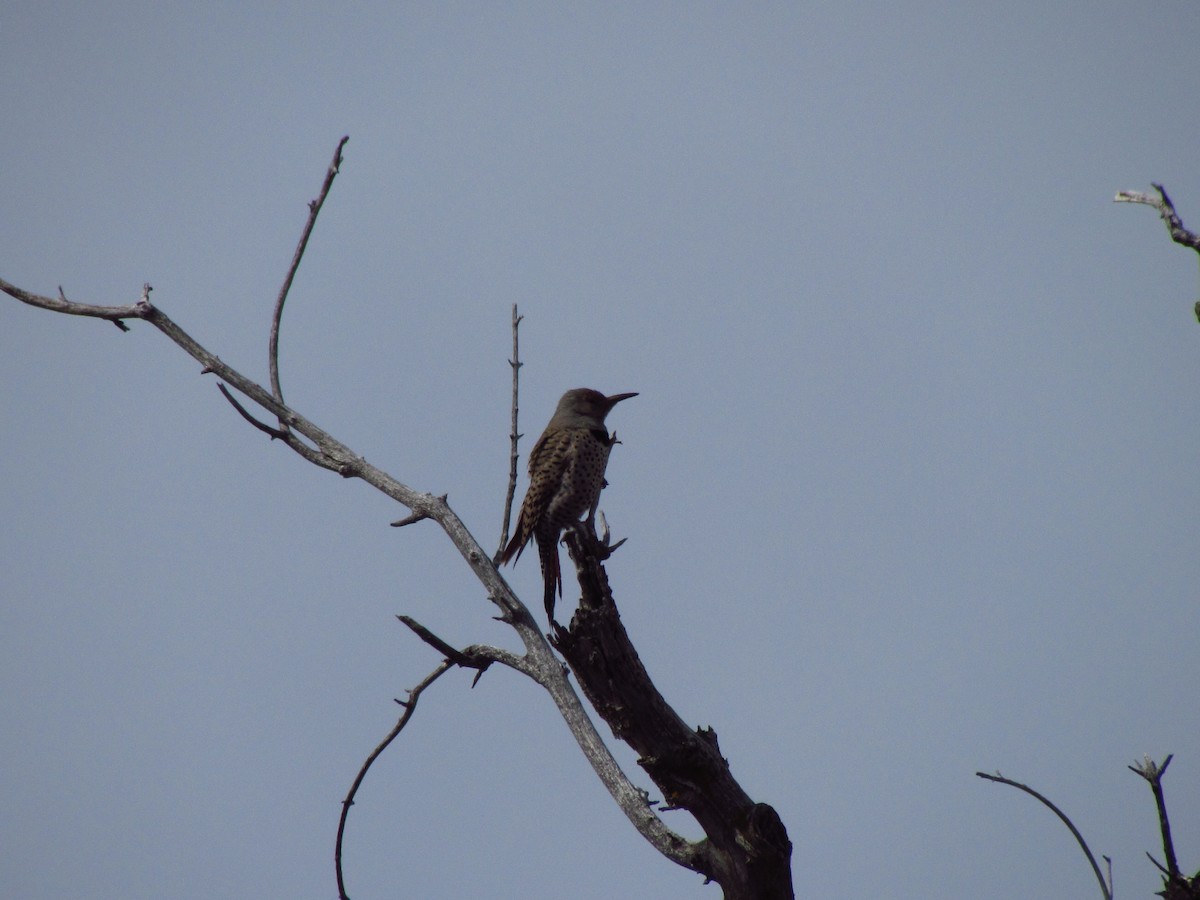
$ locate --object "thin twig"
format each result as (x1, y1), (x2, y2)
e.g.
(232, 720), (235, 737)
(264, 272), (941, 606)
(397, 615), (474, 663)
(334, 621), (537, 898)
(217, 383), (290, 439)
(391, 495), (447, 528)
(976, 771), (1112, 900)
(496, 304), (523, 561)
(270, 135), (350, 413)
(2, 276), (142, 325)
(335, 658), (454, 900)
(215, 383), (342, 471)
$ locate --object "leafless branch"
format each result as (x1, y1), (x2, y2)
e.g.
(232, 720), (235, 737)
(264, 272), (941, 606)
(390, 496), (447, 528)
(394, 615), (525, 673)
(2, 282), (698, 892)
(1129, 754), (1182, 881)
(1115, 183), (1200, 253)
(4, 145), (734, 896)
(216, 383), (290, 440)
(335, 657), (453, 900)
(270, 135), (349, 414)
(215, 382), (338, 470)
(976, 770), (1112, 900)
(2, 276), (143, 325)
(496, 303), (523, 561)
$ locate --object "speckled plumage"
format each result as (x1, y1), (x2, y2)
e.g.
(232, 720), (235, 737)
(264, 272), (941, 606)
(500, 388), (637, 622)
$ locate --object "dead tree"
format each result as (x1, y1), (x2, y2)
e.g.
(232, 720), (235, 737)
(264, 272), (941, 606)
(1, 137), (793, 900)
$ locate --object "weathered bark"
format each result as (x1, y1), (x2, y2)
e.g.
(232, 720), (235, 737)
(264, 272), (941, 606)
(555, 533), (794, 899)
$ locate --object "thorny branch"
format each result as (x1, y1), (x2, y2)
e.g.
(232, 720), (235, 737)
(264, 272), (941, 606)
(496, 303), (523, 560)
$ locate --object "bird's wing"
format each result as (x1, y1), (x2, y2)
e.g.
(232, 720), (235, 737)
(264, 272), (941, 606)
(499, 427), (573, 564)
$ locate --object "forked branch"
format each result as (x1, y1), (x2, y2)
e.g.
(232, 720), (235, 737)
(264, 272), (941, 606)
(1128, 755), (1200, 898)
(1, 139), (702, 898)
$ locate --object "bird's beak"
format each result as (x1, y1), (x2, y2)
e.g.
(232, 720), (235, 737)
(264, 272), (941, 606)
(606, 392), (639, 406)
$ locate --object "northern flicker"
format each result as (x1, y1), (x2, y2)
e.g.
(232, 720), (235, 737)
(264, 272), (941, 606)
(499, 388), (637, 623)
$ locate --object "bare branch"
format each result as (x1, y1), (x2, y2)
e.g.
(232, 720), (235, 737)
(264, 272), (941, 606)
(270, 135), (349, 411)
(1115, 184), (1200, 252)
(976, 771), (1112, 900)
(4, 151), (719, 894)
(390, 495), (446, 528)
(217, 383), (291, 440)
(335, 657), (454, 900)
(4, 273), (702, 886)
(2, 276), (144, 324)
(215, 382), (340, 471)
(1129, 754), (1181, 881)
(394, 614), (527, 675)
(496, 303), (523, 561)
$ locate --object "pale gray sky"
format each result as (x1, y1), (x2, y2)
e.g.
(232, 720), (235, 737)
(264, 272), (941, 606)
(3, 3), (1199, 898)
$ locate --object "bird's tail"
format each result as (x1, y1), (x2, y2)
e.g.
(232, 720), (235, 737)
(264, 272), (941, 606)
(498, 525), (527, 566)
(535, 530), (562, 623)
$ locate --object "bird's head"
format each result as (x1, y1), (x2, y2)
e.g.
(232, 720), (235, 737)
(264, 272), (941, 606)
(553, 388), (638, 427)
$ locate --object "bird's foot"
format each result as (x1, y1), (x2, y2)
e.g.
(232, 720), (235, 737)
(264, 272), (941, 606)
(578, 510), (626, 560)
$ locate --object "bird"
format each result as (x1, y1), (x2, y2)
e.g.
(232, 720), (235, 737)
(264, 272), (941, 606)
(499, 388), (637, 623)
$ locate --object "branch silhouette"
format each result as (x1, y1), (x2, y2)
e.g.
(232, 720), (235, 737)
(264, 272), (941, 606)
(3, 137), (792, 900)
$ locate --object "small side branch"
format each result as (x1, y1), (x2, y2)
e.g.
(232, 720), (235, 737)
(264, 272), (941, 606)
(335, 658), (452, 900)
(1115, 184), (1200, 253)
(390, 496), (447, 528)
(217, 383), (290, 440)
(215, 383), (343, 472)
(270, 135), (350, 411)
(336, 618), (536, 899)
(976, 771), (1112, 900)
(395, 614), (529, 680)
(1, 277), (144, 325)
(496, 304), (523, 560)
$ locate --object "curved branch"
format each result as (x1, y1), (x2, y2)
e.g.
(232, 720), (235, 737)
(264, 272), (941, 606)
(335, 627), (539, 900)
(336, 657), (453, 900)
(271, 135), (349, 410)
(976, 771), (1112, 900)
